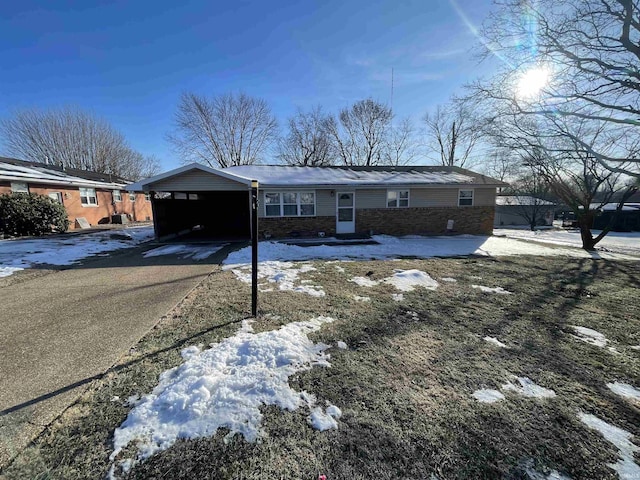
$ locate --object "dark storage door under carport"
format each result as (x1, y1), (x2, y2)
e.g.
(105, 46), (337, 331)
(152, 190), (251, 239)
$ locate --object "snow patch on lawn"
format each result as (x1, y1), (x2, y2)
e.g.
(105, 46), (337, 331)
(336, 341), (348, 350)
(308, 404), (342, 431)
(472, 285), (513, 295)
(523, 459), (572, 480)
(226, 261), (325, 297)
(607, 382), (640, 401)
(571, 326), (608, 348)
(143, 244), (225, 260)
(0, 266), (23, 278)
(502, 377), (556, 399)
(350, 276), (378, 287)
(353, 295), (370, 302)
(578, 412), (640, 480)
(0, 226), (154, 277)
(484, 336), (509, 348)
(440, 277), (457, 283)
(391, 293), (404, 301)
(109, 316), (337, 476)
(384, 269), (439, 292)
(222, 234), (635, 266)
(472, 389), (505, 403)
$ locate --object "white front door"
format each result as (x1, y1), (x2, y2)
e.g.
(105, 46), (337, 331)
(336, 192), (355, 234)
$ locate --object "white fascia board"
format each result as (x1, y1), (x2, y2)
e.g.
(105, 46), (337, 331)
(0, 174), (127, 190)
(134, 163), (253, 189)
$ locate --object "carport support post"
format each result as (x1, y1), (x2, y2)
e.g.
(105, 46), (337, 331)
(251, 180), (259, 317)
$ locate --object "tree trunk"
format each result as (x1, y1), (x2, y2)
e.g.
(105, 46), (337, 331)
(578, 214), (596, 250)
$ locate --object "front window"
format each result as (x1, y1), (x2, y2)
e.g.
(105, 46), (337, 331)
(80, 188), (97, 206)
(113, 190), (122, 202)
(11, 182), (28, 193)
(458, 189), (474, 206)
(387, 190), (409, 208)
(265, 192), (315, 217)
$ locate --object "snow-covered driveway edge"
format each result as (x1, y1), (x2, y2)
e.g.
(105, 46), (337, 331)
(0, 226), (156, 278)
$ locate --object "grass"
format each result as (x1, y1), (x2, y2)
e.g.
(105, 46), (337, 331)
(2, 254), (639, 479)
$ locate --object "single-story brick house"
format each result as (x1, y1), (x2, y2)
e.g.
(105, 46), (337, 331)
(128, 163), (507, 239)
(0, 157), (152, 229)
(494, 195), (556, 227)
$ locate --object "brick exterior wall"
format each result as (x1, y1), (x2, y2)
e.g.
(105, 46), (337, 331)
(356, 206), (495, 236)
(256, 206), (494, 238)
(0, 182), (152, 229)
(259, 216), (336, 238)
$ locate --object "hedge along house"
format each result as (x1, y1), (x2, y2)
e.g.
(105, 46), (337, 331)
(0, 157), (153, 229)
(128, 163), (508, 240)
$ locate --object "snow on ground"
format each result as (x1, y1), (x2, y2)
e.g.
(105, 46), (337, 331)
(473, 376), (555, 403)
(571, 326), (609, 348)
(349, 269), (438, 292)
(143, 244), (225, 260)
(472, 389), (505, 403)
(109, 316), (338, 477)
(578, 413), (640, 479)
(349, 276), (378, 287)
(391, 293), (404, 301)
(228, 261), (325, 297)
(353, 295), (371, 302)
(0, 226), (155, 278)
(607, 382), (640, 402)
(223, 234), (636, 266)
(384, 269), (439, 292)
(336, 341), (348, 350)
(472, 285), (513, 295)
(308, 405), (342, 431)
(496, 228), (640, 257)
(484, 336), (509, 348)
(441, 277), (457, 283)
(523, 459), (572, 480)
(502, 377), (556, 399)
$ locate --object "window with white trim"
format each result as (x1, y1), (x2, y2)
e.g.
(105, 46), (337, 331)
(113, 190), (122, 202)
(11, 182), (29, 193)
(144, 193), (151, 201)
(458, 189), (474, 206)
(129, 192), (136, 201)
(264, 192), (315, 217)
(387, 190), (409, 208)
(79, 187), (97, 206)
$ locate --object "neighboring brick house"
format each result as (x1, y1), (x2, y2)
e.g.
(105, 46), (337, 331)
(128, 163), (507, 239)
(0, 157), (152, 229)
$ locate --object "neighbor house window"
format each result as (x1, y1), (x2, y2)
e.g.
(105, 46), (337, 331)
(387, 190), (409, 208)
(11, 182), (28, 193)
(129, 192), (136, 201)
(48, 192), (63, 203)
(458, 189), (474, 206)
(113, 190), (122, 202)
(264, 192), (315, 217)
(79, 187), (97, 206)
(144, 193), (151, 201)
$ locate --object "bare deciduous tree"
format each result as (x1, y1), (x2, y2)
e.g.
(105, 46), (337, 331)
(423, 101), (483, 168)
(168, 92), (278, 168)
(502, 166), (553, 231)
(0, 107), (157, 180)
(384, 117), (418, 166)
(277, 106), (335, 166)
(327, 98), (393, 166)
(477, 0), (640, 177)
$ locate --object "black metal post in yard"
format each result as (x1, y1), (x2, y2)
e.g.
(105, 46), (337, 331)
(251, 180), (259, 317)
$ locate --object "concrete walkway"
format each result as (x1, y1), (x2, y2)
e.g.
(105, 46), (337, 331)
(0, 242), (233, 468)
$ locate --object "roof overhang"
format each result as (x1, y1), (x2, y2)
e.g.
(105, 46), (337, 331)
(126, 163), (254, 191)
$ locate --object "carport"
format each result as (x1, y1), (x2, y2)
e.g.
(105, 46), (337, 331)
(127, 164), (253, 240)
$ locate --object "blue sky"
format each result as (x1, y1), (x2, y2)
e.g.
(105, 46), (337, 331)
(0, 0), (495, 170)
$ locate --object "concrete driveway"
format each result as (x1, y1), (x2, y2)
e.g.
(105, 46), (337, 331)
(0, 241), (236, 468)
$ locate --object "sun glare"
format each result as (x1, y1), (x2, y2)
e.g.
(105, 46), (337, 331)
(516, 66), (550, 99)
